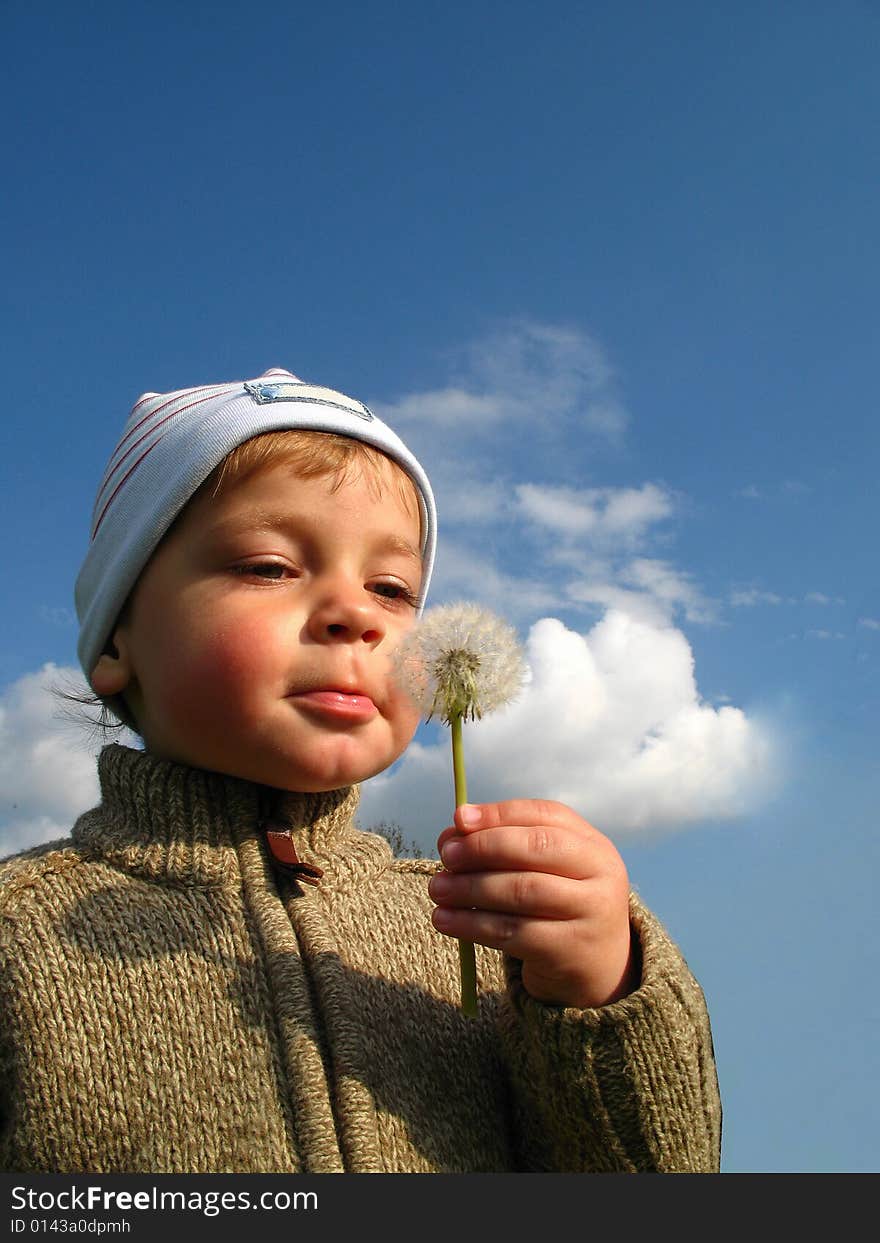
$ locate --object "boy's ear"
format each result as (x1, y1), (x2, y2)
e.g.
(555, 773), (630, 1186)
(90, 628), (134, 697)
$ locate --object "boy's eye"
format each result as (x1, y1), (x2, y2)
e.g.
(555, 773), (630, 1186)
(233, 562), (289, 580)
(370, 581), (420, 608)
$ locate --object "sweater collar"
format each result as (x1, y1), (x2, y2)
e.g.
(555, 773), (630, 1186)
(71, 744), (363, 888)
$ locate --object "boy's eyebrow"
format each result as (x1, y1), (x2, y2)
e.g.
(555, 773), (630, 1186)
(379, 534), (423, 563)
(203, 512), (422, 563)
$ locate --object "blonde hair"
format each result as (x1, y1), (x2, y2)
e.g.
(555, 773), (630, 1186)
(205, 429), (420, 514)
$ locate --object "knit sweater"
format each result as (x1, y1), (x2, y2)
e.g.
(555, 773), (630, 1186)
(0, 745), (721, 1174)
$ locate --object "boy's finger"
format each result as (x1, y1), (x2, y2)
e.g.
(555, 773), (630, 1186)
(430, 905), (577, 967)
(435, 810), (484, 853)
(438, 823), (598, 880)
(436, 824), (458, 852)
(428, 868), (589, 920)
(452, 799), (597, 837)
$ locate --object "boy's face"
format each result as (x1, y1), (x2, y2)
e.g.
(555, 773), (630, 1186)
(91, 458), (424, 792)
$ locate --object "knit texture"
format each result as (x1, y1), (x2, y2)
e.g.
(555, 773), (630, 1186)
(0, 746), (721, 1173)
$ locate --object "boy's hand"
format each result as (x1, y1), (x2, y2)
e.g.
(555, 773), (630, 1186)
(427, 800), (637, 1010)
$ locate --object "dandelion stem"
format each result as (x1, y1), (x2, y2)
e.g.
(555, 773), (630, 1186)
(451, 712), (468, 806)
(450, 712), (478, 1019)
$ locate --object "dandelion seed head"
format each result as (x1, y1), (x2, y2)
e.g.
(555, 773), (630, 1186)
(393, 602), (526, 724)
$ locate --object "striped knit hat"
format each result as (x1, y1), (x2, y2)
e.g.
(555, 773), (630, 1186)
(75, 367), (437, 682)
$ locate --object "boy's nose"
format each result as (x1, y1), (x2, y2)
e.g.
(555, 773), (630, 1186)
(306, 584), (386, 646)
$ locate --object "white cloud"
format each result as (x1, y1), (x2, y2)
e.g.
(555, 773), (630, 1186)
(805, 592), (845, 606)
(511, 479), (708, 628)
(565, 579), (670, 627)
(432, 474), (512, 525)
(371, 323), (634, 572)
(461, 319), (626, 439)
(375, 387), (504, 428)
(730, 588), (786, 607)
(564, 558), (715, 627)
(371, 320), (721, 636)
(858, 617), (880, 631)
(515, 482), (674, 546)
(37, 605), (77, 627)
(428, 539), (561, 622)
(601, 486), (674, 538)
(732, 589), (848, 610)
(515, 483), (602, 537)
(734, 481), (810, 501)
(0, 664), (134, 857)
(370, 319), (716, 633)
(623, 559), (717, 623)
(360, 611), (775, 847)
(373, 319), (629, 459)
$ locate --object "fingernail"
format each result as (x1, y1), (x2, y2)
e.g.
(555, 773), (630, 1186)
(428, 872), (452, 898)
(441, 840), (463, 867)
(459, 804), (481, 827)
(432, 908), (454, 931)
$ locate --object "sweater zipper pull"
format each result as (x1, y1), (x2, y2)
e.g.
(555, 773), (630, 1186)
(261, 821), (324, 886)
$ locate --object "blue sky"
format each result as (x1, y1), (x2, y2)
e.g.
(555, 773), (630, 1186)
(2, 1), (878, 1173)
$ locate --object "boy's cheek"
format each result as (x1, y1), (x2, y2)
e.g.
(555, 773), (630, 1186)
(390, 690), (422, 744)
(141, 625), (273, 725)
(173, 614), (281, 678)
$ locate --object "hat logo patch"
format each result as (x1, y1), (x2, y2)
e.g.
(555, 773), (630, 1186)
(244, 380), (373, 421)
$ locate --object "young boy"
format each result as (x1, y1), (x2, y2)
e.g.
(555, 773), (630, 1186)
(0, 368), (721, 1173)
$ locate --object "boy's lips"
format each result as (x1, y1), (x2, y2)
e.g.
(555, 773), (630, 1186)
(288, 688), (379, 721)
